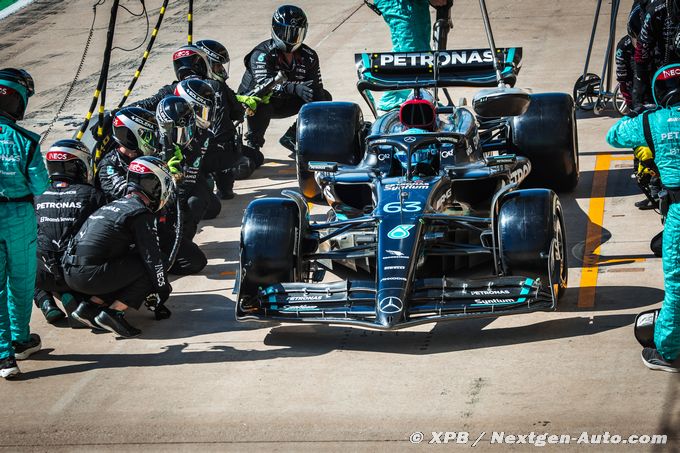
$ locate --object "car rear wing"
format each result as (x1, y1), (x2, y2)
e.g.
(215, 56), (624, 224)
(355, 48), (522, 115)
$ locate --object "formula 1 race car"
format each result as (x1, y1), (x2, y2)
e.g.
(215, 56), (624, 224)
(236, 11), (578, 330)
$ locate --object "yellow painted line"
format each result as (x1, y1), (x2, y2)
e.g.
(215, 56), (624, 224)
(578, 154), (611, 308)
(577, 155), (637, 308)
(598, 257), (646, 265)
(276, 168), (297, 175)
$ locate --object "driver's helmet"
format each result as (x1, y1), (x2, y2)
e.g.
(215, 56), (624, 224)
(400, 96), (437, 131)
(652, 63), (680, 107)
(394, 128), (438, 173)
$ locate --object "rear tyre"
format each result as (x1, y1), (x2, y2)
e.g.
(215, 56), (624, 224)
(510, 93), (579, 192)
(239, 198), (300, 303)
(497, 189), (568, 302)
(296, 102), (364, 201)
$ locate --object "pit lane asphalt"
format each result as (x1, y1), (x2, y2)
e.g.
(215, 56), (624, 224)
(1, 0), (678, 451)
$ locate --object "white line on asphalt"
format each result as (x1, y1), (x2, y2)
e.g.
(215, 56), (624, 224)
(0, 0), (34, 21)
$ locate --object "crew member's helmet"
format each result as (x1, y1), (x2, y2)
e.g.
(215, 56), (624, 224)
(45, 139), (93, 184)
(627, 3), (643, 40)
(195, 39), (230, 82)
(399, 97), (437, 131)
(156, 96), (196, 148)
(112, 107), (161, 156)
(172, 45), (211, 81)
(0, 68), (34, 121)
(652, 63), (680, 107)
(126, 155), (175, 212)
(271, 5), (308, 53)
(174, 79), (215, 130)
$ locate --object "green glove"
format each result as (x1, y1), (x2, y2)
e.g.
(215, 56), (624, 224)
(236, 94), (263, 111)
(167, 145), (184, 175)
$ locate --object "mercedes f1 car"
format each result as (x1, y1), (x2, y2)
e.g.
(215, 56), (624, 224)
(235, 6), (578, 330)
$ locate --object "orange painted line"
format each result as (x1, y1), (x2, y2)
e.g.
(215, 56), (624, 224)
(578, 154), (612, 308)
(276, 169), (297, 175)
(220, 271), (236, 276)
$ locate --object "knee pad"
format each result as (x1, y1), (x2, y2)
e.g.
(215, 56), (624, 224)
(635, 308), (660, 348)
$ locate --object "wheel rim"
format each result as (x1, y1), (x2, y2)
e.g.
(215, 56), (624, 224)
(612, 84), (629, 116)
(573, 73), (600, 111)
(550, 210), (568, 295)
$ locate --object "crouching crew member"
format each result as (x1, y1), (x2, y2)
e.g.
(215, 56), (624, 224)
(607, 63), (680, 372)
(134, 43), (251, 191)
(156, 95), (209, 275)
(34, 140), (105, 325)
(238, 5), (331, 157)
(97, 107), (161, 202)
(64, 156), (174, 338)
(0, 68), (49, 379)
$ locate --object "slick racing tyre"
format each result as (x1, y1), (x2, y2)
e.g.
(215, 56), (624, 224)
(239, 198), (300, 303)
(497, 189), (568, 302)
(296, 102), (364, 202)
(510, 93), (579, 192)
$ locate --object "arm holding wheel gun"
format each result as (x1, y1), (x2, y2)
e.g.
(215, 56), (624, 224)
(236, 71), (288, 117)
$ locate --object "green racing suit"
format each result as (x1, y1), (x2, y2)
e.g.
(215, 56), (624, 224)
(0, 114), (49, 360)
(607, 106), (680, 361)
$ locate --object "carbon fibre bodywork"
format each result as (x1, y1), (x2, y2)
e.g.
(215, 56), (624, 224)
(236, 131), (566, 330)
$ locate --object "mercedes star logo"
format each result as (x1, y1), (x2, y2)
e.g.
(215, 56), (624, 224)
(379, 296), (403, 314)
(404, 136), (417, 143)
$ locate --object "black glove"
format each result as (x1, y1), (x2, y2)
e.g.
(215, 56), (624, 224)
(286, 81), (314, 103)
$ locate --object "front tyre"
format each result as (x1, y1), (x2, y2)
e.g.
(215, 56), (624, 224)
(497, 189), (568, 302)
(238, 198), (300, 304)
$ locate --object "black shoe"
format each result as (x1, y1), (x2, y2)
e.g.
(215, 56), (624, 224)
(35, 297), (66, 324)
(242, 145), (265, 168)
(279, 123), (297, 153)
(94, 309), (141, 338)
(219, 188), (235, 200)
(635, 198), (658, 210)
(71, 301), (105, 331)
(641, 347), (680, 373)
(279, 134), (296, 153)
(233, 156), (255, 180)
(0, 356), (20, 379)
(13, 333), (41, 360)
(60, 293), (87, 328)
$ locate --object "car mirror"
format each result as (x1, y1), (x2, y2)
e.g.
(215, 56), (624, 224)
(307, 161), (338, 172)
(472, 87), (531, 117)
